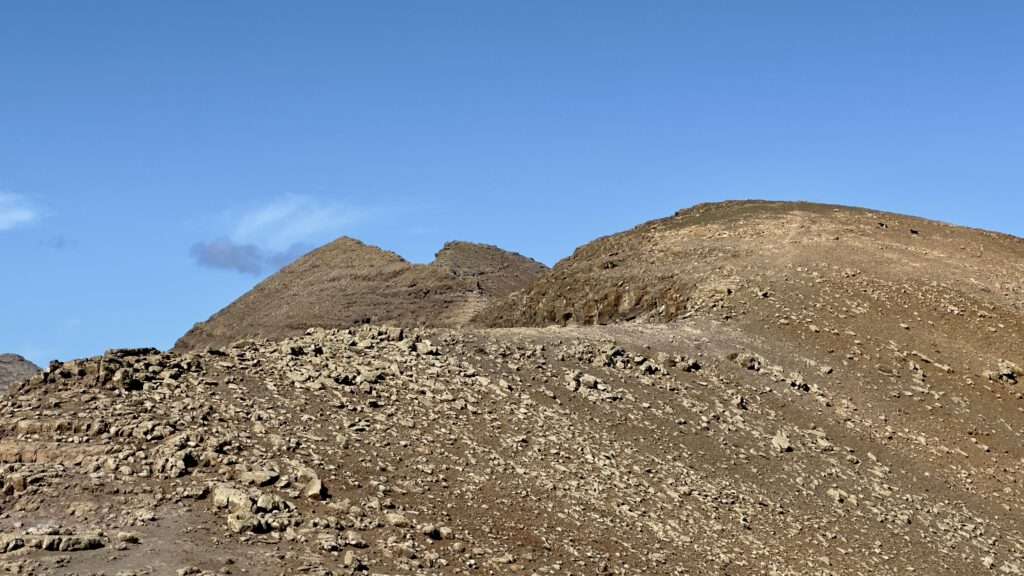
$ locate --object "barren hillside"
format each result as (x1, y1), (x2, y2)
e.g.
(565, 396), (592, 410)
(478, 200), (1024, 332)
(0, 354), (39, 395)
(174, 239), (546, 352)
(2, 201), (1023, 575)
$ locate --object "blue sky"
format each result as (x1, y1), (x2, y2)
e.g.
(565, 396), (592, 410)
(1, 2), (1022, 366)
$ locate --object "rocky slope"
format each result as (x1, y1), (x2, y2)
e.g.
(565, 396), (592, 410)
(477, 200), (1024, 330)
(0, 354), (40, 395)
(2, 200), (1023, 575)
(174, 239), (546, 352)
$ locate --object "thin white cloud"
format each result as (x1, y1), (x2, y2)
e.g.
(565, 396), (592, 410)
(191, 194), (361, 275)
(232, 194), (359, 252)
(0, 193), (37, 231)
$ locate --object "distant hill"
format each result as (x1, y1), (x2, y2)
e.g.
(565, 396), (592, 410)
(0, 353), (40, 393)
(173, 238), (546, 351)
(476, 200), (1024, 333)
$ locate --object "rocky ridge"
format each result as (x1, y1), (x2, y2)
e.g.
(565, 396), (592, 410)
(0, 355), (40, 395)
(174, 239), (546, 352)
(476, 200), (1024, 330)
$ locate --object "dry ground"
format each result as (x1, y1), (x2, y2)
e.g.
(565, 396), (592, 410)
(2, 201), (1022, 575)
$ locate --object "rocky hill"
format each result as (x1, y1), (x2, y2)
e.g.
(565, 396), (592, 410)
(174, 239), (546, 352)
(477, 200), (1024, 329)
(0, 354), (39, 395)
(2, 200), (1023, 575)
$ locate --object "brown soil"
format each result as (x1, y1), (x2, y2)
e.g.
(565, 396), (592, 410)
(3, 200), (1023, 575)
(173, 238), (547, 352)
(476, 199), (1024, 331)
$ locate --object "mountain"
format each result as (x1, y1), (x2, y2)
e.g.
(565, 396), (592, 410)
(477, 199), (1024, 333)
(2, 201), (1023, 575)
(0, 354), (40, 394)
(173, 238), (547, 351)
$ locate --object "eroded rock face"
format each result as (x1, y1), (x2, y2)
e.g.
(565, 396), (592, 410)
(0, 354), (39, 395)
(174, 238), (546, 352)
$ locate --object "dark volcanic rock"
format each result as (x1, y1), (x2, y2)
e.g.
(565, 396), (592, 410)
(0, 354), (40, 394)
(174, 238), (545, 351)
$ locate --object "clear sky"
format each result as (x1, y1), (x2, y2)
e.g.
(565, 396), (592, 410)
(2, 2), (1022, 366)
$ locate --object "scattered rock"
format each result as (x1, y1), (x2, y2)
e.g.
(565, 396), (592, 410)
(771, 430), (793, 453)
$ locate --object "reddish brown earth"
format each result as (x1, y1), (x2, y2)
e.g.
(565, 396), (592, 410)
(2, 200), (1023, 575)
(174, 239), (547, 352)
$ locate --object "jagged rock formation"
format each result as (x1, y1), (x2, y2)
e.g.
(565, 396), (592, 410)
(2, 201), (1023, 575)
(174, 239), (546, 352)
(0, 354), (40, 395)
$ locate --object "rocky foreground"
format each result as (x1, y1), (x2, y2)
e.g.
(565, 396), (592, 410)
(2, 320), (1023, 575)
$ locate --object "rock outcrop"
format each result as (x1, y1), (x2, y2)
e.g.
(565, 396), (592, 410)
(0, 354), (39, 395)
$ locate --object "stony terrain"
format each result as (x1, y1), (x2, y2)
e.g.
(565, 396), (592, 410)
(477, 200), (1024, 333)
(0, 355), (40, 395)
(175, 239), (546, 352)
(2, 200), (1023, 575)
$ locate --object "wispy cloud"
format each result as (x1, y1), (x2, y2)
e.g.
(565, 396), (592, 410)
(190, 239), (311, 276)
(233, 195), (359, 251)
(191, 195), (360, 276)
(0, 193), (37, 231)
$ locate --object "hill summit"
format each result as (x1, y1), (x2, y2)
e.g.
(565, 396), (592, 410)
(477, 199), (1024, 329)
(174, 238), (546, 351)
(0, 354), (39, 394)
